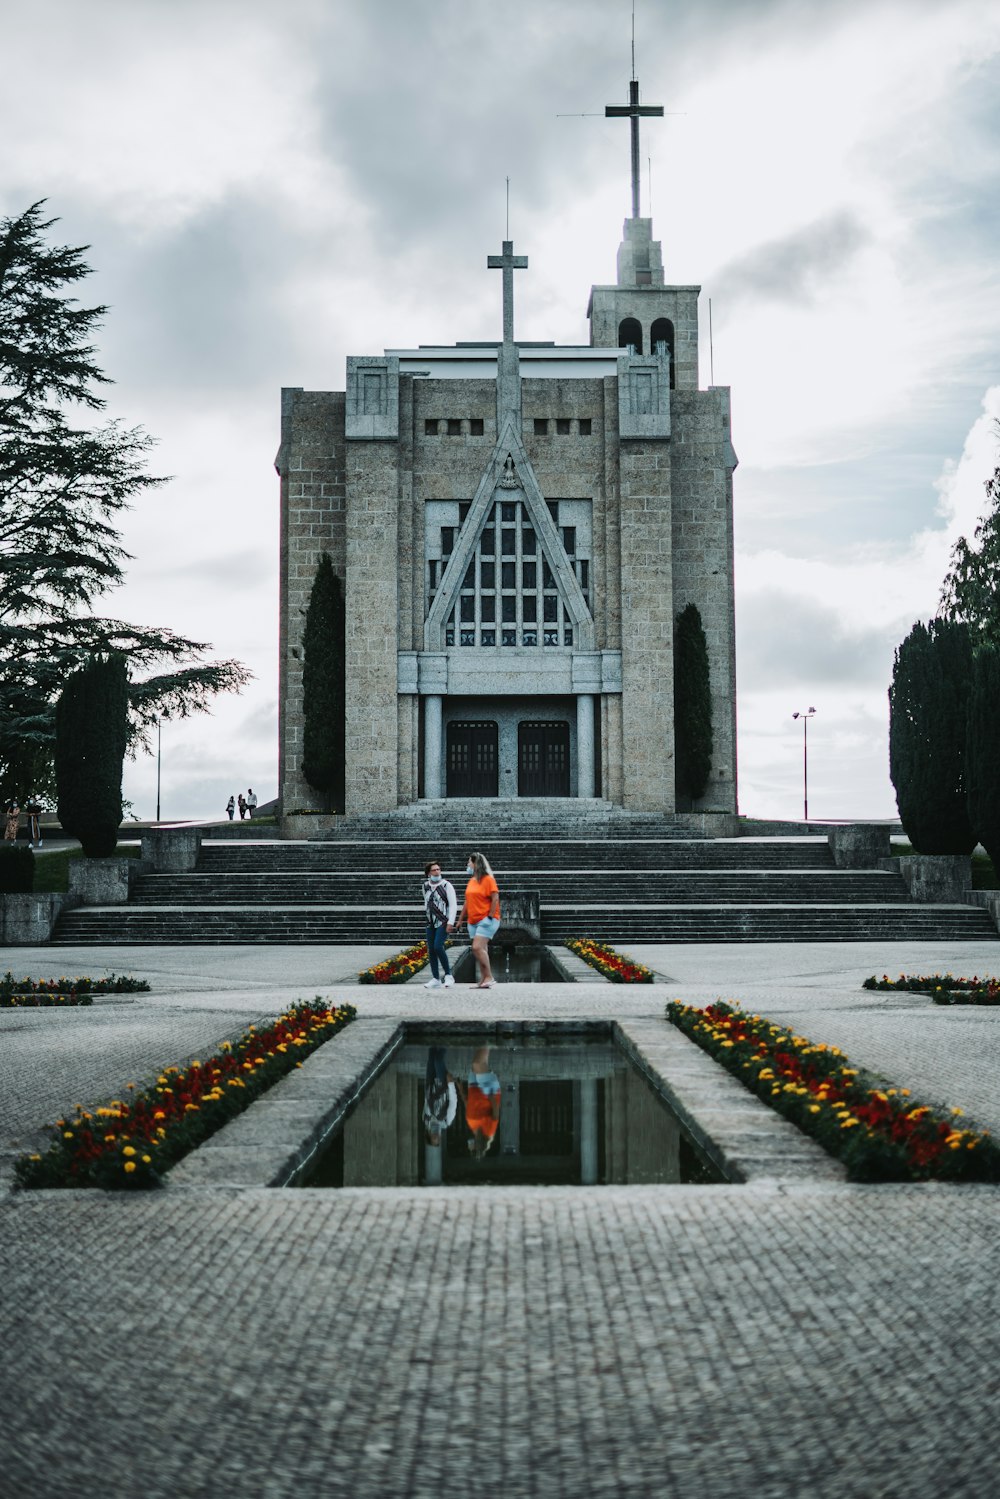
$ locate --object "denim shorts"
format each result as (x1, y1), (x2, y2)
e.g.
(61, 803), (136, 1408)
(468, 916), (500, 939)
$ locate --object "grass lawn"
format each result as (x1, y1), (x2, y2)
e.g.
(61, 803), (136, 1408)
(32, 845), (142, 893)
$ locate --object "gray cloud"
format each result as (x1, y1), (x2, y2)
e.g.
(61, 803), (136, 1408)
(713, 211), (872, 307)
(737, 591), (899, 689)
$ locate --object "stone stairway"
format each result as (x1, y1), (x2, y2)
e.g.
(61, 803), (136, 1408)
(50, 833), (998, 945)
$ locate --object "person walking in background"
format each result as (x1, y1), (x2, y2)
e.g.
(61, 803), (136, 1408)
(456, 1045), (502, 1158)
(455, 851), (501, 990)
(4, 798), (19, 842)
(225, 794), (235, 821)
(25, 795), (42, 849)
(238, 793), (247, 820)
(247, 788), (258, 819)
(422, 859), (457, 989)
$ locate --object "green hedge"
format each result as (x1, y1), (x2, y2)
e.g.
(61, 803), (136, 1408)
(0, 845), (33, 892)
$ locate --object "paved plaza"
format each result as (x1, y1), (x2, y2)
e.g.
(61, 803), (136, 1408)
(2, 937), (999, 1497)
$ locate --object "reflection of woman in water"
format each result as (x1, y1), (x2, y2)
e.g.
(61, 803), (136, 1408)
(422, 1046), (457, 1145)
(457, 1045), (502, 1158)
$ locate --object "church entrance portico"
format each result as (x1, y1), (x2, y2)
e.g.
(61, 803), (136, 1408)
(428, 696), (589, 801)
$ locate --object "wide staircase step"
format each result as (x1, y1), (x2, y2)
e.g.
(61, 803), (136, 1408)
(52, 902), (995, 945)
(128, 869), (913, 907)
(195, 837), (838, 873)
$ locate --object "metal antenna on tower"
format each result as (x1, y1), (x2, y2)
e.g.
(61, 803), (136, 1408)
(506, 176), (510, 239)
(709, 298), (715, 386)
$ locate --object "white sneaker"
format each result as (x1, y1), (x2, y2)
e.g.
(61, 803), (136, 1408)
(423, 977), (442, 988)
(442, 974), (455, 988)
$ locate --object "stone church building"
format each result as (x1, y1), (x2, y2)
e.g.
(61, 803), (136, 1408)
(277, 180), (738, 821)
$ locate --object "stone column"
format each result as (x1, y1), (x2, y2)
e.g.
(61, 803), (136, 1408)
(579, 1079), (598, 1185)
(424, 695), (443, 799)
(576, 694), (595, 799)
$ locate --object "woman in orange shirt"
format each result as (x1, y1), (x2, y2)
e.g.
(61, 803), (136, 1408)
(454, 850), (501, 989)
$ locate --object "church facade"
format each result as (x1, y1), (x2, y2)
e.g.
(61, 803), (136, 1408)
(277, 211), (738, 819)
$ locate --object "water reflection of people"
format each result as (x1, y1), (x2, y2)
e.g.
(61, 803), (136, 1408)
(457, 1046), (502, 1158)
(422, 1046), (457, 1145)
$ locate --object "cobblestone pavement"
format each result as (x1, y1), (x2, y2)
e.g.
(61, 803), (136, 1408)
(2, 939), (999, 1498)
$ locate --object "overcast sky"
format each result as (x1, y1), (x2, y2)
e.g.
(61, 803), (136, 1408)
(3, 0), (999, 822)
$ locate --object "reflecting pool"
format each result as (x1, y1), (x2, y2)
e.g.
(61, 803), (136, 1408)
(299, 1032), (724, 1188)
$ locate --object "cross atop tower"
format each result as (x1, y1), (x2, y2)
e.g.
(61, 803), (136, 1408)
(487, 239), (528, 346)
(605, 78), (663, 218)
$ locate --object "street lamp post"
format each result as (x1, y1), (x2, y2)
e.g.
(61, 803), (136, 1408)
(156, 717), (162, 823)
(792, 707), (816, 822)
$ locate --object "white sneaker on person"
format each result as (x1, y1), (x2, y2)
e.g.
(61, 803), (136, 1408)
(423, 977), (442, 988)
(442, 974), (455, 987)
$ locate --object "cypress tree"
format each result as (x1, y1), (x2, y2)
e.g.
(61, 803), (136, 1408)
(301, 554), (346, 811)
(55, 654), (128, 857)
(674, 603), (714, 804)
(888, 618), (976, 854)
(966, 644), (1000, 869)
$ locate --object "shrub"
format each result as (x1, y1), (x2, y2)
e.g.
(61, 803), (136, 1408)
(301, 553), (346, 812)
(674, 603), (713, 804)
(966, 644), (1000, 869)
(889, 619), (976, 853)
(0, 845), (33, 892)
(55, 654), (128, 857)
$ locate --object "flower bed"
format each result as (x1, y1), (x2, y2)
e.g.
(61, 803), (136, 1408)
(0, 970), (149, 1001)
(565, 939), (653, 984)
(15, 1000), (356, 1191)
(2, 992), (93, 1009)
(863, 973), (1000, 1005)
(667, 1000), (1000, 1183)
(359, 940), (450, 984)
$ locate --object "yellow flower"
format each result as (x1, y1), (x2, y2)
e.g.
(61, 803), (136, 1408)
(808, 1105), (821, 1114)
(124, 1161), (136, 1174)
(122, 1145), (137, 1157)
(63, 1131), (74, 1139)
(142, 1155), (152, 1164)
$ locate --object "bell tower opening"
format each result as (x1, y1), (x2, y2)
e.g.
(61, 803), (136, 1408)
(651, 317), (675, 388)
(618, 317), (643, 355)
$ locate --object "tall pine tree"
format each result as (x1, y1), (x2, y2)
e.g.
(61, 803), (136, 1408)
(889, 618), (976, 854)
(55, 654), (129, 857)
(0, 202), (249, 804)
(674, 603), (713, 805)
(301, 554), (346, 812)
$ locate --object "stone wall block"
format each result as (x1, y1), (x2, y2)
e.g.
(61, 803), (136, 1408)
(0, 892), (67, 944)
(828, 824), (892, 869)
(141, 827), (203, 873)
(894, 854), (971, 903)
(66, 857), (136, 905)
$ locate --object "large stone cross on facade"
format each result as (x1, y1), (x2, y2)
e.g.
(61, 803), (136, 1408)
(487, 239), (528, 346)
(605, 78), (664, 218)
